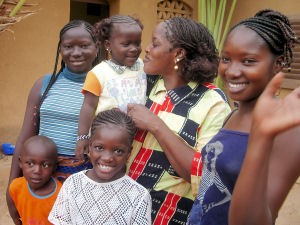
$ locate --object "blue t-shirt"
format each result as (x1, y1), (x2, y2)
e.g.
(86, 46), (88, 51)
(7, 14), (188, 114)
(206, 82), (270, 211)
(188, 129), (249, 225)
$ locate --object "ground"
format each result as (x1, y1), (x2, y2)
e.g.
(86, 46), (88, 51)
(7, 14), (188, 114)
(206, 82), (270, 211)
(0, 153), (299, 224)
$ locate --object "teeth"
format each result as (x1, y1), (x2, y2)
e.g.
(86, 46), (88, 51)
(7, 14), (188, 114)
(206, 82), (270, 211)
(98, 164), (113, 171)
(228, 82), (247, 88)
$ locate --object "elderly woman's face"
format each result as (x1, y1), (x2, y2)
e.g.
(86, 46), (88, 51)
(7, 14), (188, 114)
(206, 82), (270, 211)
(143, 22), (177, 75)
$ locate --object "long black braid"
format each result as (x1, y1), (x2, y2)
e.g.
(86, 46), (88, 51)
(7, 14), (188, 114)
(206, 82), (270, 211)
(231, 9), (299, 69)
(90, 109), (137, 145)
(94, 15), (143, 60)
(164, 17), (219, 83)
(38, 20), (99, 112)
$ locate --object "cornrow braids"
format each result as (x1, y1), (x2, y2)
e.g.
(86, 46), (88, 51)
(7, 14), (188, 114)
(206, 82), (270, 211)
(94, 15), (143, 59)
(164, 17), (219, 83)
(90, 109), (137, 145)
(232, 9), (299, 69)
(38, 20), (99, 112)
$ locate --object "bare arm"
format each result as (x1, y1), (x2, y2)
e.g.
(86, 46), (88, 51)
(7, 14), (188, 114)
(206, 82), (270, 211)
(229, 73), (300, 225)
(127, 103), (195, 182)
(75, 91), (98, 159)
(6, 77), (43, 224)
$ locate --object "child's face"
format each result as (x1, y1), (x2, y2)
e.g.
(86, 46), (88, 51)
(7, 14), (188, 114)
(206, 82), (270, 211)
(88, 124), (131, 183)
(106, 23), (142, 67)
(60, 26), (98, 74)
(20, 143), (57, 191)
(218, 25), (279, 103)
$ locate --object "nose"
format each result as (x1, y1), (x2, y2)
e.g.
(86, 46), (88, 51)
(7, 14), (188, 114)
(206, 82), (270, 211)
(33, 165), (41, 174)
(129, 45), (139, 54)
(101, 150), (113, 162)
(71, 46), (82, 56)
(145, 44), (151, 54)
(224, 62), (242, 78)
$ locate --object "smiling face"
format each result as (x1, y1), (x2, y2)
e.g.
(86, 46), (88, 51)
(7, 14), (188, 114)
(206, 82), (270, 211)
(219, 25), (281, 103)
(20, 138), (57, 192)
(143, 22), (177, 76)
(105, 23), (142, 67)
(60, 26), (98, 73)
(88, 124), (131, 183)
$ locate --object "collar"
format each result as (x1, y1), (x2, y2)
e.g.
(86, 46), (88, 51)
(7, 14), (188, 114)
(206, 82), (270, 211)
(153, 78), (199, 105)
(63, 67), (87, 83)
(105, 59), (141, 74)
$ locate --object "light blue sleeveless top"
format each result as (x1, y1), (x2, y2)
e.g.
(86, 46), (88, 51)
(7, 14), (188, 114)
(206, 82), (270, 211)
(39, 67), (86, 156)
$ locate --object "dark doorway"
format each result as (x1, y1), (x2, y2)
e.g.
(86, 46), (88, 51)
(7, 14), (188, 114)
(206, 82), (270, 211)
(70, 0), (109, 25)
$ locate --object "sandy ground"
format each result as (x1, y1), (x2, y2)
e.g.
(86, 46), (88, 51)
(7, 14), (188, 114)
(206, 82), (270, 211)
(0, 153), (299, 224)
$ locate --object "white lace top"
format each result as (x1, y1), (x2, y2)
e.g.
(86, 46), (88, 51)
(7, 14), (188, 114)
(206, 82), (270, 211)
(48, 171), (152, 225)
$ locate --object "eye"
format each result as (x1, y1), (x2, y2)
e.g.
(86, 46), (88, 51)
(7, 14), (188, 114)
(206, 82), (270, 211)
(94, 145), (104, 152)
(42, 162), (50, 168)
(63, 45), (72, 49)
(26, 161), (34, 167)
(243, 58), (257, 65)
(114, 148), (125, 156)
(221, 56), (230, 63)
(134, 41), (141, 48)
(122, 42), (130, 47)
(81, 44), (89, 49)
(152, 41), (159, 48)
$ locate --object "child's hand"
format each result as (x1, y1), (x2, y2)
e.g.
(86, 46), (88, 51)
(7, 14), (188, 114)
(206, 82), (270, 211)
(252, 72), (300, 136)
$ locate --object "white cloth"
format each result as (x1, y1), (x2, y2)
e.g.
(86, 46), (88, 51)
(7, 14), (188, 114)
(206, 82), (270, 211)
(49, 171), (152, 225)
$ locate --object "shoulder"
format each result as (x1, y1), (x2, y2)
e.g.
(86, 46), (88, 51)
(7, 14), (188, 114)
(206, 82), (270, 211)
(9, 177), (26, 194)
(91, 61), (110, 72)
(123, 175), (150, 195)
(10, 177), (26, 187)
(63, 171), (85, 184)
(201, 82), (229, 103)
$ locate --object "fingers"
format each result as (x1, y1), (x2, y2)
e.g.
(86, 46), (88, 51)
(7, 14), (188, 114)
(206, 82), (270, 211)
(262, 72), (285, 98)
(127, 103), (134, 111)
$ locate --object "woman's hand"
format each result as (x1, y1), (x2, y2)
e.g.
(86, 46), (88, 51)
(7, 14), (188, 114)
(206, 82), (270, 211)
(127, 103), (162, 131)
(252, 72), (300, 137)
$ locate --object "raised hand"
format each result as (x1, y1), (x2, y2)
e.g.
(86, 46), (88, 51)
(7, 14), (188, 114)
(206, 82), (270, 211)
(252, 72), (300, 137)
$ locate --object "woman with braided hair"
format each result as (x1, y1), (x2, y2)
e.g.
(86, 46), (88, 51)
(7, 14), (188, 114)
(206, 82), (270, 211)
(188, 9), (300, 225)
(6, 20), (99, 224)
(127, 17), (231, 224)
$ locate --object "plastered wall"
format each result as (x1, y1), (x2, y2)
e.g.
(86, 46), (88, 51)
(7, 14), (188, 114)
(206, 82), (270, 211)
(0, 0), (69, 144)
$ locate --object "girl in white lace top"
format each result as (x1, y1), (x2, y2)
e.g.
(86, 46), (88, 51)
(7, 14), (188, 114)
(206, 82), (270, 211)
(49, 109), (152, 225)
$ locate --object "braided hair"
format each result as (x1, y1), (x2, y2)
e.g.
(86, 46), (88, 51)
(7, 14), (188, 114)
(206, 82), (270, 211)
(164, 17), (219, 83)
(94, 15), (143, 60)
(231, 9), (299, 69)
(90, 109), (137, 145)
(38, 20), (99, 111)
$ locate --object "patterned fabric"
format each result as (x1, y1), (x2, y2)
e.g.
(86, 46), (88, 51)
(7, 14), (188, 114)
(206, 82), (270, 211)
(39, 67), (86, 156)
(188, 129), (249, 225)
(49, 171), (152, 225)
(82, 58), (147, 113)
(9, 177), (62, 225)
(127, 75), (231, 224)
(54, 155), (92, 183)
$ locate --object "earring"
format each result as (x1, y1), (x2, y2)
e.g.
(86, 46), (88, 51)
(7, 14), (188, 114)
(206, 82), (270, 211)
(106, 48), (111, 59)
(174, 58), (180, 70)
